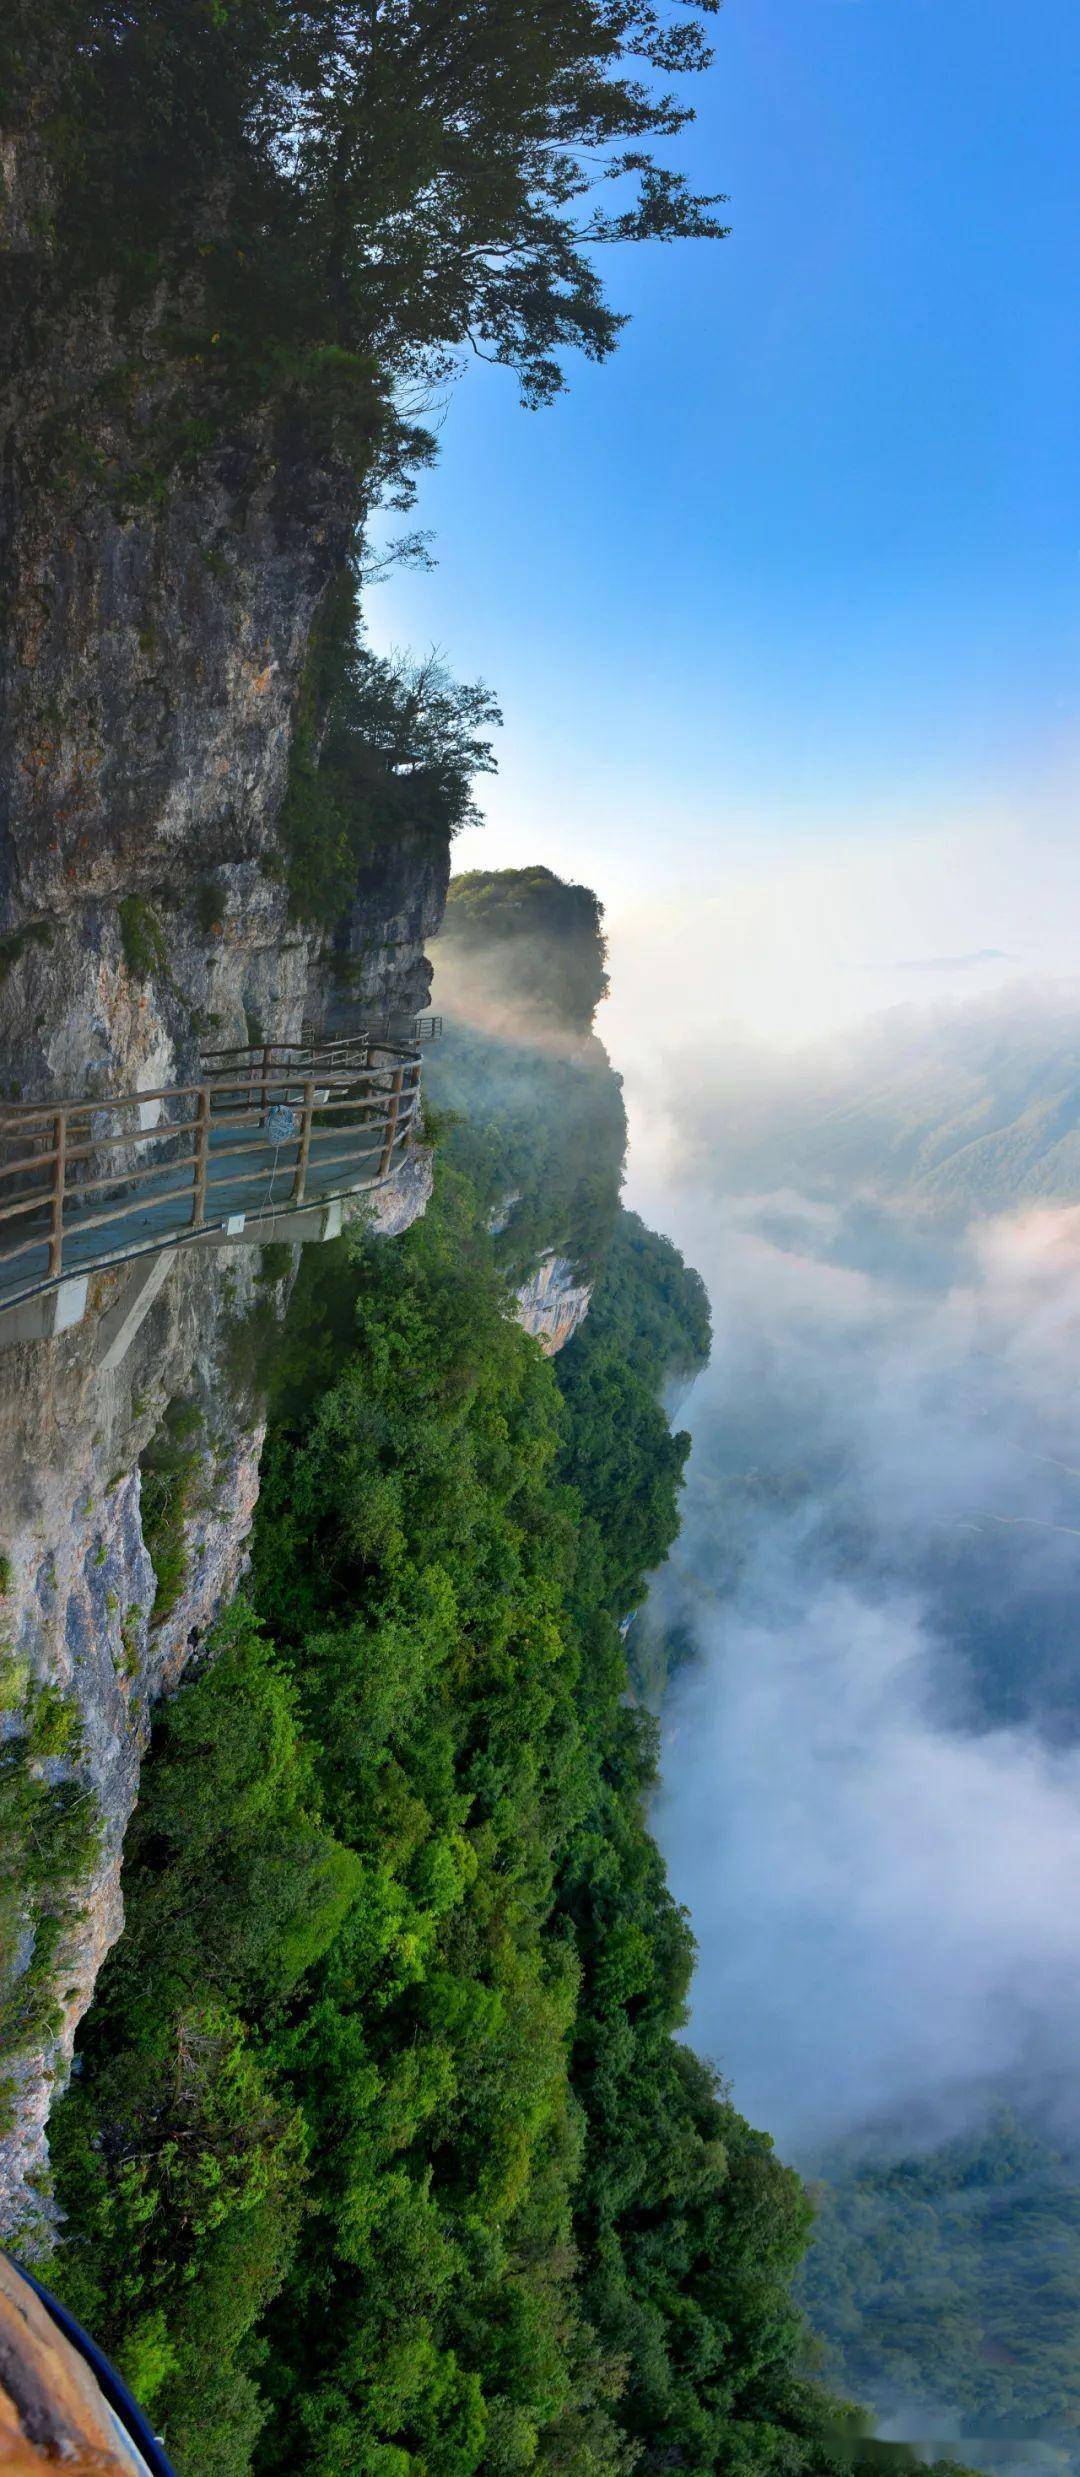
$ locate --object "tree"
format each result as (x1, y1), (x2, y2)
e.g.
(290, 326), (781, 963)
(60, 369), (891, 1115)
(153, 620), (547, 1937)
(279, 567), (501, 920)
(440, 868), (613, 1031)
(3, 1), (729, 421)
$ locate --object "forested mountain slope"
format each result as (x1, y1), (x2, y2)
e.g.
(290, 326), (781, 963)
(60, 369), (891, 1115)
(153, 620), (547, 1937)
(45, 1152), (964, 2477)
(683, 996), (1080, 1214)
(800, 2116), (1080, 2477)
(427, 870), (630, 1288)
(43, 878), (975, 2477)
(0, 0), (727, 2220)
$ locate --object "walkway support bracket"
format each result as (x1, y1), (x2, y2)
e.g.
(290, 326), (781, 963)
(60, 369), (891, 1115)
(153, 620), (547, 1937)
(95, 1249), (177, 1373)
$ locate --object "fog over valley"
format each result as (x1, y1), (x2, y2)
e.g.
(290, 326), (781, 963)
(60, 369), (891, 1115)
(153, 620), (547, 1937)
(623, 986), (1080, 2140)
(610, 981), (1080, 2460)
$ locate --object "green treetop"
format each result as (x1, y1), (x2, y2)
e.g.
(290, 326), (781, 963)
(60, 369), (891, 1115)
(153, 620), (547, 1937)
(3, 1), (728, 429)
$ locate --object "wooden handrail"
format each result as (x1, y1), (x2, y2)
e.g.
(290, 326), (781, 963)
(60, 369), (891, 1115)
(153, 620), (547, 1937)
(0, 1055), (420, 1128)
(0, 1041), (425, 1313)
(200, 1020), (439, 1072)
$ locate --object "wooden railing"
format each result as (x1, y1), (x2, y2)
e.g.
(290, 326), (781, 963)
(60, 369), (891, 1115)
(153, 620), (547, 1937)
(201, 1019), (442, 1082)
(0, 1045), (423, 1311)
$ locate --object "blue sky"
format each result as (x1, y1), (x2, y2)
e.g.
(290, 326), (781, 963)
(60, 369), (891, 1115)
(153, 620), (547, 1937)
(373, 0), (1080, 1037)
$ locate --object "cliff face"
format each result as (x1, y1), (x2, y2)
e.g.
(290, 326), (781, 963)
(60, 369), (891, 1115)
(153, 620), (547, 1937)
(0, 160), (446, 2235)
(0, 347), (445, 1109)
(513, 1252), (593, 1354)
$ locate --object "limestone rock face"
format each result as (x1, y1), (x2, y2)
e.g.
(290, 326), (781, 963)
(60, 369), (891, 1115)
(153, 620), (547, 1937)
(0, 211), (442, 1113)
(0, 238), (447, 2231)
(0, 391), (340, 1116)
(364, 1144), (435, 1238)
(0, 1239), (263, 2236)
(513, 1251), (593, 1356)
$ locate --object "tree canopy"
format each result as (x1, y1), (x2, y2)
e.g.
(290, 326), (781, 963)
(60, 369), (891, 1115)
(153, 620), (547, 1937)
(48, 1157), (979, 2477)
(440, 869), (612, 1032)
(279, 568), (501, 921)
(800, 2114), (1080, 2470)
(3, 0), (728, 420)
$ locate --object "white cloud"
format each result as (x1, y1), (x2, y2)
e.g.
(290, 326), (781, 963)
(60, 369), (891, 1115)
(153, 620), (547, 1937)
(636, 996), (1080, 2157)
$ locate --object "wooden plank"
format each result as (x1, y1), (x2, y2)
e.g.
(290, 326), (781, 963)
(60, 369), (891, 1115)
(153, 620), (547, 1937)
(0, 1188), (54, 1228)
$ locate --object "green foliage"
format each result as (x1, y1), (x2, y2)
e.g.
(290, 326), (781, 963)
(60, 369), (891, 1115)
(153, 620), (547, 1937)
(257, 1243), (294, 1287)
(5, 2), (727, 426)
(195, 878), (227, 934)
(800, 2114), (1080, 2468)
(49, 1156), (940, 2477)
(557, 1336), (690, 1611)
(441, 868), (611, 1034)
(118, 895), (168, 981)
(581, 1207), (712, 1398)
(139, 1397), (204, 1623)
(552, 1205), (711, 1615)
(278, 568), (499, 926)
(119, 1608), (142, 1679)
(26, 1683), (79, 1759)
(428, 866), (627, 1279)
(0, 918), (53, 985)
(0, 1681), (100, 2063)
(0, 1652), (30, 1711)
(0, 1551), (11, 1594)
(48, 1607), (352, 2474)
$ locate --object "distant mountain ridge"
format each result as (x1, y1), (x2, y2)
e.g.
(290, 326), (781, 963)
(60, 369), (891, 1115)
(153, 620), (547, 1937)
(691, 993), (1080, 1212)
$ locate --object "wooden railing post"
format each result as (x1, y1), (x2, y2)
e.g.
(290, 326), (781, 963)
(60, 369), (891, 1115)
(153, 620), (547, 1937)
(378, 1066), (405, 1180)
(191, 1086), (210, 1228)
(49, 1110), (66, 1281)
(259, 1043), (271, 1118)
(292, 1080), (315, 1205)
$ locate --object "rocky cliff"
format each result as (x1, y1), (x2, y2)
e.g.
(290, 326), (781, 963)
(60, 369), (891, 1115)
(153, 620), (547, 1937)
(513, 1250), (594, 1355)
(0, 137), (446, 2235)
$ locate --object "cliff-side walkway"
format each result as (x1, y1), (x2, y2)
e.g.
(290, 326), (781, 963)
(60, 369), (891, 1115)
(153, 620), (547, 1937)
(0, 1037), (424, 1332)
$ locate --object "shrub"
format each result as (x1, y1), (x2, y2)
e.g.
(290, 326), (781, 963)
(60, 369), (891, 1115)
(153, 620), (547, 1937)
(118, 896), (168, 981)
(195, 879), (227, 935)
(139, 1399), (204, 1623)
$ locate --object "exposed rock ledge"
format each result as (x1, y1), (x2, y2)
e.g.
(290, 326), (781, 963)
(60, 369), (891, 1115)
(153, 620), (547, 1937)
(514, 1251), (593, 1356)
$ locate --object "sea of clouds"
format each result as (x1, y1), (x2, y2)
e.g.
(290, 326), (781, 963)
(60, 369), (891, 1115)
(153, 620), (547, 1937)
(627, 992), (1080, 2159)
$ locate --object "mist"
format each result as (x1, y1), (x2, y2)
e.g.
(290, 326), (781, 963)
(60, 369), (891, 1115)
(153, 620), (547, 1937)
(627, 986), (1080, 2160)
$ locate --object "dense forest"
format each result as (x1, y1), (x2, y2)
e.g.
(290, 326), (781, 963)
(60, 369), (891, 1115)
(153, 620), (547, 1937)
(426, 869), (629, 1281)
(800, 2117), (1080, 2476)
(42, 879), (974, 2477)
